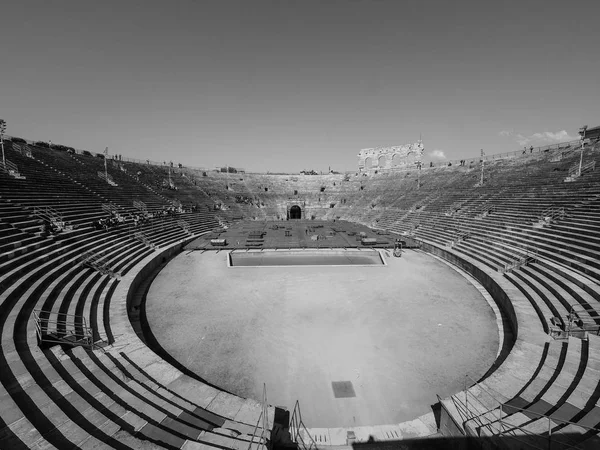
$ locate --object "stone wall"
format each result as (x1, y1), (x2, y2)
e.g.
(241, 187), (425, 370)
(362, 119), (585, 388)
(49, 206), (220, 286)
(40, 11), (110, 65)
(358, 141), (424, 171)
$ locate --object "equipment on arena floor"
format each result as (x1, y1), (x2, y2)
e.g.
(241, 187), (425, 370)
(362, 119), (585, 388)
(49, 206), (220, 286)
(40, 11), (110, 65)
(361, 237), (378, 245)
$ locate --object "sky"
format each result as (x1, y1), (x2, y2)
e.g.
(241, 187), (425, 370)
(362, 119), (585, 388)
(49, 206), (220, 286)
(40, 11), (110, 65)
(1, 0), (598, 173)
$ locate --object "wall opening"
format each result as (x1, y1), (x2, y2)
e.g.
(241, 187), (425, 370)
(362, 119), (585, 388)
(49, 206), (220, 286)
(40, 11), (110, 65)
(289, 205), (302, 219)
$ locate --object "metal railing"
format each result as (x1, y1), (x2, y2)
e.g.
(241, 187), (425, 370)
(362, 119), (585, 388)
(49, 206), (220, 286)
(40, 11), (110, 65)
(567, 160), (596, 179)
(448, 228), (471, 248)
(289, 400), (318, 450)
(535, 206), (565, 227)
(0, 158), (19, 175)
(246, 384), (270, 450)
(33, 309), (95, 349)
(101, 203), (119, 215)
(177, 220), (190, 233)
(565, 304), (600, 337)
(11, 142), (33, 158)
(33, 206), (65, 230)
(79, 250), (117, 277)
(444, 201), (465, 217)
(133, 200), (147, 213)
(476, 204), (495, 219)
(133, 230), (156, 249)
(97, 171), (118, 186)
(500, 247), (539, 274)
(445, 374), (600, 450)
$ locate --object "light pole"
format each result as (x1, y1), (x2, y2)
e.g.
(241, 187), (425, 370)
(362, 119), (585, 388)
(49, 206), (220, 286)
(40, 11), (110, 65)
(0, 119), (6, 168)
(104, 147), (109, 183)
(578, 126), (588, 177)
(480, 149), (485, 185)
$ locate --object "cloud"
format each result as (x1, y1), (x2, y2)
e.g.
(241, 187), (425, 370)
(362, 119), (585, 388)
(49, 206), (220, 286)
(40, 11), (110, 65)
(429, 149), (446, 160)
(530, 130), (577, 142)
(515, 134), (530, 146)
(502, 129), (578, 147)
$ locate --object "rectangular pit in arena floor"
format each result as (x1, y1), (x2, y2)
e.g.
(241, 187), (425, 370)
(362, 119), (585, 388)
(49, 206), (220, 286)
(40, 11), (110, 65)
(229, 248), (387, 267)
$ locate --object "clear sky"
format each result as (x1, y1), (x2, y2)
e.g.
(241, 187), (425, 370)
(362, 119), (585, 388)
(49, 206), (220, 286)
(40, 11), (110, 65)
(1, 0), (598, 173)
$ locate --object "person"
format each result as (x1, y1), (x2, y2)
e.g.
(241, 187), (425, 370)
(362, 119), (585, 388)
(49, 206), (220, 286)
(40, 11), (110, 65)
(530, 145), (534, 153)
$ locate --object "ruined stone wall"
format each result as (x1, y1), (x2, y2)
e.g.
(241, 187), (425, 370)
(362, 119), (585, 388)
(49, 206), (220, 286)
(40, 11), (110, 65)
(358, 141), (424, 171)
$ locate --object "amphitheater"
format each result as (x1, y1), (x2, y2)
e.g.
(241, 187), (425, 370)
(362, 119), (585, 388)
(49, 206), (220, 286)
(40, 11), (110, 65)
(1, 133), (600, 450)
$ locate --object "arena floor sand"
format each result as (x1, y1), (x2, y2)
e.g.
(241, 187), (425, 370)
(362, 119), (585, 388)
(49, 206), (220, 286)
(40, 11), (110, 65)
(145, 249), (499, 428)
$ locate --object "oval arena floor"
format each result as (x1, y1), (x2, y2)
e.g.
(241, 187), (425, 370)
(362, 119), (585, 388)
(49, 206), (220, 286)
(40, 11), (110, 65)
(144, 243), (500, 428)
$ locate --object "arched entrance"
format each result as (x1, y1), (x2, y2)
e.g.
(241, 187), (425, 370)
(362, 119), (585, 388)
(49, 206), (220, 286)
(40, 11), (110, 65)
(364, 157), (373, 170)
(289, 205), (302, 219)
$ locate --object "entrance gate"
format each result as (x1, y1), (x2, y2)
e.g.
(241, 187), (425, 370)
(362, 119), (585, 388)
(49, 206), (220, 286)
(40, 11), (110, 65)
(287, 204), (303, 219)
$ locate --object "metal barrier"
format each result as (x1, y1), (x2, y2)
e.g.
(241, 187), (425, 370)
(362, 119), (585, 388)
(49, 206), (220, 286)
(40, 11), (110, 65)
(177, 220), (190, 233)
(133, 200), (147, 213)
(500, 247), (539, 274)
(133, 230), (156, 249)
(566, 304), (600, 337)
(448, 228), (471, 248)
(33, 205), (67, 231)
(101, 203), (120, 215)
(534, 206), (565, 228)
(97, 170), (118, 186)
(475, 204), (495, 219)
(79, 250), (118, 277)
(33, 309), (95, 349)
(0, 158), (24, 178)
(566, 160), (596, 181)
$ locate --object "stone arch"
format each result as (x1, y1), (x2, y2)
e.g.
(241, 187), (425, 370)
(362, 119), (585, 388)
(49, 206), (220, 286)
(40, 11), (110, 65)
(364, 157), (373, 170)
(406, 152), (416, 165)
(377, 155), (386, 167)
(392, 153), (403, 166)
(289, 205), (302, 219)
